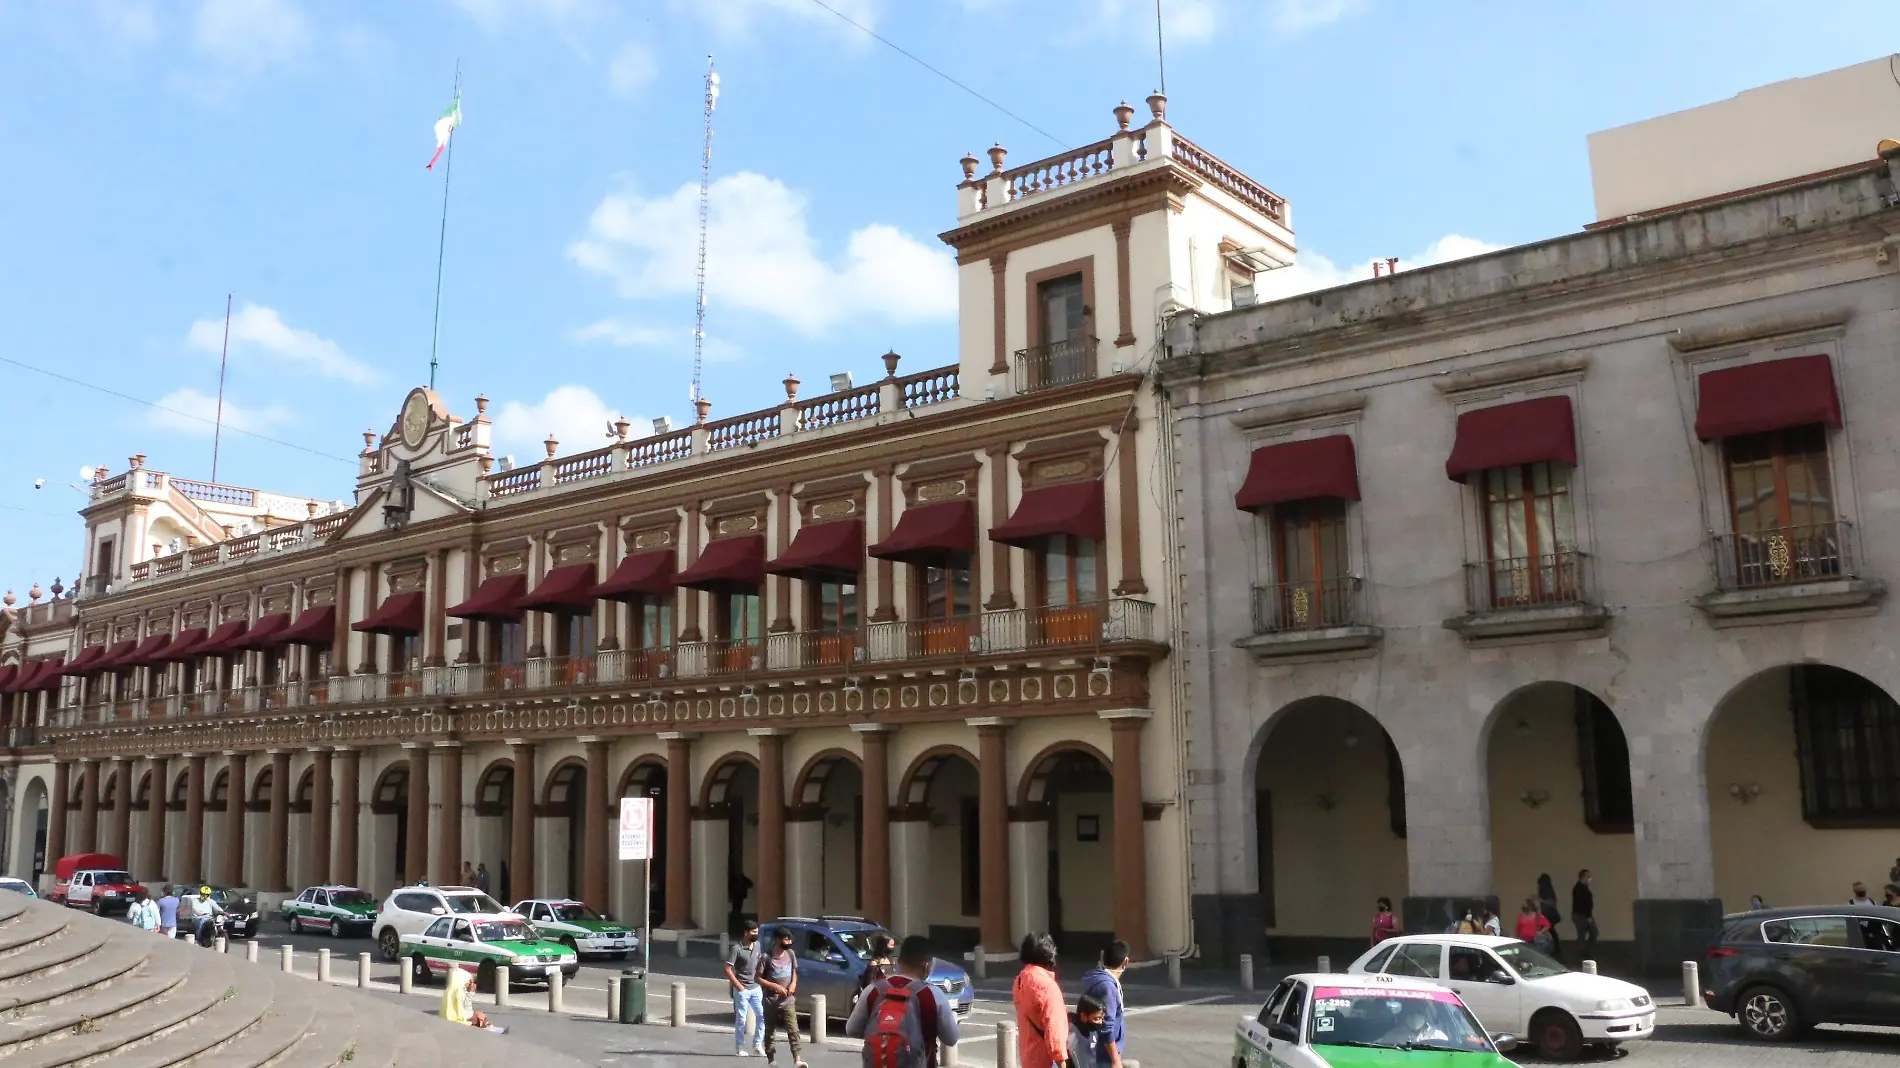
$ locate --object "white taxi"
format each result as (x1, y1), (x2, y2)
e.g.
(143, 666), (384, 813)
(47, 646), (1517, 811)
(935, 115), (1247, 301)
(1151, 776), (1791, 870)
(513, 899), (639, 959)
(1235, 972), (1516, 1068)
(1346, 935), (1653, 1061)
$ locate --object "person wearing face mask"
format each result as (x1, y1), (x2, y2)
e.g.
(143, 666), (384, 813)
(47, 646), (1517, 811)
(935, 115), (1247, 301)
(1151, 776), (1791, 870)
(1571, 869), (1597, 957)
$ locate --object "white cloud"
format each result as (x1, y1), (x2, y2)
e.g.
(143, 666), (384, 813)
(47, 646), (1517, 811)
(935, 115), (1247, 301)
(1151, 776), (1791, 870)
(185, 303), (376, 384)
(569, 171), (956, 335)
(570, 318), (745, 362)
(1268, 0), (1363, 33)
(1253, 233), (1506, 302)
(489, 385), (651, 457)
(190, 0), (308, 74)
(148, 388), (293, 436)
(607, 41), (657, 99)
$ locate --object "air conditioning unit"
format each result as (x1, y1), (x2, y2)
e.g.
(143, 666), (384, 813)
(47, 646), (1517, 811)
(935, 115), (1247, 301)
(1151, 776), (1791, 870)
(652, 416), (672, 435)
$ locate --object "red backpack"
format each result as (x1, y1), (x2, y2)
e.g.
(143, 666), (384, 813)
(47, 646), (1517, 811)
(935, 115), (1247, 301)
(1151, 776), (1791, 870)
(863, 977), (933, 1068)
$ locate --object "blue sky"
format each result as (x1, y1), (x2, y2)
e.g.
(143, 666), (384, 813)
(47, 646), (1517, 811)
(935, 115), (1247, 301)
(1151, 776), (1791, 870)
(1, 0), (1894, 590)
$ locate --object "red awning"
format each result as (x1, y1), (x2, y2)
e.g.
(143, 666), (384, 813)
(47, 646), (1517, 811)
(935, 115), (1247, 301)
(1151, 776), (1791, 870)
(674, 535), (766, 593)
(1694, 354), (1842, 440)
(233, 613), (290, 651)
(447, 574), (527, 622)
(594, 550), (677, 602)
(58, 643), (110, 677)
(868, 499), (977, 567)
(119, 633), (176, 668)
(1234, 435), (1361, 511)
(12, 659), (65, 693)
(766, 519), (865, 583)
(988, 482), (1106, 547)
(517, 564), (600, 613)
(1444, 395), (1577, 480)
(194, 620), (251, 657)
(152, 628), (209, 663)
(278, 605), (337, 647)
(90, 639), (139, 672)
(353, 592), (425, 635)
(0, 665), (16, 692)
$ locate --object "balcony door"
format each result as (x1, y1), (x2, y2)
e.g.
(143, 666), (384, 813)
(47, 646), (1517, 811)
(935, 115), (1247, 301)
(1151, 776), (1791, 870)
(555, 613), (597, 684)
(809, 582), (858, 666)
(1036, 274), (1088, 388)
(915, 560), (974, 655)
(1478, 461), (1577, 606)
(1723, 425), (1839, 585)
(487, 621), (526, 690)
(716, 591), (763, 671)
(1037, 535), (1100, 645)
(1272, 498), (1349, 629)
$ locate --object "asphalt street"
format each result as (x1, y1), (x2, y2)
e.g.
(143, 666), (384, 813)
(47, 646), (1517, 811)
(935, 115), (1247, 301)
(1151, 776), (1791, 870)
(144, 919), (1900, 1068)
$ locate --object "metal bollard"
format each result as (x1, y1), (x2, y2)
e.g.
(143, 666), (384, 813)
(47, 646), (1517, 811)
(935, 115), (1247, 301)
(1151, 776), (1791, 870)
(1166, 953), (1181, 990)
(942, 1039), (960, 1067)
(399, 961), (414, 995)
(811, 995), (828, 1044)
(548, 969), (564, 1013)
(670, 981), (687, 1027)
(216, 936), (228, 955)
(357, 952), (371, 988)
(1317, 955), (1331, 974)
(1582, 959), (1598, 975)
(281, 945), (295, 974)
(318, 948), (331, 982)
(1682, 961), (1702, 1008)
(972, 945), (987, 982)
(496, 973), (512, 1009)
(607, 976), (621, 1021)
(1240, 953), (1255, 992)
(998, 1021), (1020, 1068)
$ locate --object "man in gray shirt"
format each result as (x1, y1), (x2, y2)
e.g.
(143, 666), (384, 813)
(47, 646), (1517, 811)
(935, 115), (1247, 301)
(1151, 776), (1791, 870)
(725, 920), (764, 1056)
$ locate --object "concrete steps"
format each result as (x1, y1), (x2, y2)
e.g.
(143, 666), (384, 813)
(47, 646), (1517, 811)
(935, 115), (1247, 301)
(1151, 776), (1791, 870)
(0, 900), (592, 1068)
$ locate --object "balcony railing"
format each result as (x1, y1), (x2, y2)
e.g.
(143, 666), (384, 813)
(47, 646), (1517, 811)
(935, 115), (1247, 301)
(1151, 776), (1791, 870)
(1714, 521), (1855, 591)
(1013, 337), (1099, 394)
(1463, 551), (1593, 614)
(1252, 577), (1365, 633)
(7, 724), (44, 748)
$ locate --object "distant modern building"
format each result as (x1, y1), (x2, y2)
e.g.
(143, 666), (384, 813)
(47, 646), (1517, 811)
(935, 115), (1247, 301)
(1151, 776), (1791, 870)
(1164, 103), (1900, 967)
(0, 94), (1293, 962)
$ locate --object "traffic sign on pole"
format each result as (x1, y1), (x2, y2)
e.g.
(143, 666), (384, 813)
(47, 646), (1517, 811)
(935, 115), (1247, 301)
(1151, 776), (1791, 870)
(619, 797), (654, 861)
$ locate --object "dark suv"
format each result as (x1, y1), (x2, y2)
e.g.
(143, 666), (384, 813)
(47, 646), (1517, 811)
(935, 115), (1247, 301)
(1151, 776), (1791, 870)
(1704, 904), (1900, 1040)
(759, 916), (975, 1021)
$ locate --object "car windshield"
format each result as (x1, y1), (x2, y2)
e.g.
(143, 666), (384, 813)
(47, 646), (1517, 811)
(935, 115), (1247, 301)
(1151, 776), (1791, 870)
(835, 928), (896, 960)
(445, 893), (504, 914)
(1307, 986), (1492, 1053)
(552, 903), (604, 922)
(93, 871), (134, 884)
(474, 920), (534, 942)
(331, 891), (374, 908)
(1494, 940), (1568, 979)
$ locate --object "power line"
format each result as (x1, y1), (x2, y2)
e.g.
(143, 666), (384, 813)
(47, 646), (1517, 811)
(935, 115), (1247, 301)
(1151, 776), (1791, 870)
(0, 354), (356, 465)
(800, 0), (1066, 148)
(0, 502), (74, 519)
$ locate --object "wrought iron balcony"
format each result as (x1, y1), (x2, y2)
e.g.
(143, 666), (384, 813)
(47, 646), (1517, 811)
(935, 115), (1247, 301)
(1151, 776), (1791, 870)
(1463, 550), (1594, 614)
(1252, 578), (1365, 633)
(1713, 521), (1855, 590)
(1013, 337), (1099, 394)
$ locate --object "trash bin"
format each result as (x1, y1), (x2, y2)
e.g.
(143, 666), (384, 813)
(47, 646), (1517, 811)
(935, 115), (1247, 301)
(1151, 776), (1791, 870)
(619, 969), (646, 1024)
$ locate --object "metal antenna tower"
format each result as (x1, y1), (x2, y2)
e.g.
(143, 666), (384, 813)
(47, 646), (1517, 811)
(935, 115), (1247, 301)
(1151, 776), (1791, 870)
(691, 55), (719, 403)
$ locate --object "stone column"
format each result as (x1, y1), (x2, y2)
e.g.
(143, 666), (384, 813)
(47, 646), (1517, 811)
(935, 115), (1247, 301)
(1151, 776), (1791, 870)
(972, 717), (1011, 950)
(1104, 710), (1152, 958)
(582, 738), (610, 912)
(47, 761), (69, 871)
(983, 447), (1015, 609)
(752, 729), (787, 920)
(262, 750), (290, 892)
(110, 758), (133, 860)
(854, 724), (893, 925)
(870, 467), (897, 623)
(661, 732), (696, 928)
(510, 741), (536, 903)
(404, 745), (429, 886)
(1629, 724), (1724, 972)
(434, 743), (463, 886)
(222, 751), (248, 886)
(183, 755), (205, 882)
(334, 748), (359, 887)
(77, 759), (99, 854)
(307, 748), (332, 889)
(142, 755), (169, 879)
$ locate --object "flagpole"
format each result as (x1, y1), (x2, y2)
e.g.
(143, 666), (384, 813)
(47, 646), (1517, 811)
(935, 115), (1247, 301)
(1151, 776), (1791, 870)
(428, 63), (460, 392)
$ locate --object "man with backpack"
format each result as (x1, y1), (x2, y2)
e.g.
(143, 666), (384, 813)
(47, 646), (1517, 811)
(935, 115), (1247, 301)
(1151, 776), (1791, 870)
(846, 934), (961, 1068)
(1077, 941), (1128, 1068)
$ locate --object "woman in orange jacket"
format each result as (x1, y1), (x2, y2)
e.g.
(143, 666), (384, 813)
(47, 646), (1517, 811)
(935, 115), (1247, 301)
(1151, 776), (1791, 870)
(1012, 933), (1067, 1068)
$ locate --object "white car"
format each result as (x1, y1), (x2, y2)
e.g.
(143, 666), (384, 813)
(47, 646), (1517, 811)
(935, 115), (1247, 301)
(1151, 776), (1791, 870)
(1234, 971), (1517, 1068)
(1347, 934), (1653, 1060)
(512, 898), (640, 959)
(373, 884), (513, 962)
(0, 877), (36, 898)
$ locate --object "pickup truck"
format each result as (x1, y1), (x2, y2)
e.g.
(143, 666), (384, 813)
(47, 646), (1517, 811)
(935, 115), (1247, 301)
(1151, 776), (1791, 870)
(49, 853), (145, 916)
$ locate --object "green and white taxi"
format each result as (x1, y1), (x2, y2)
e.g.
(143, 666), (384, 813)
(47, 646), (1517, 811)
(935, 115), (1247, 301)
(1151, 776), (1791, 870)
(513, 898), (639, 959)
(397, 914), (580, 991)
(283, 885), (379, 937)
(1236, 973), (1518, 1068)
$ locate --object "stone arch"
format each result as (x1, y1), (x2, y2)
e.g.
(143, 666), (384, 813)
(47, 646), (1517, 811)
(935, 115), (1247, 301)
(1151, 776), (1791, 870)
(1016, 741), (1113, 806)
(790, 749), (864, 916)
(367, 762), (412, 892)
(170, 769), (191, 809)
(294, 767), (315, 808)
(541, 759), (589, 901)
(1015, 742), (1116, 955)
(618, 756), (666, 799)
(250, 763), (275, 807)
(792, 749), (861, 806)
(613, 757), (669, 929)
(134, 769), (154, 811)
(208, 768), (231, 810)
(99, 767), (119, 808)
(699, 752), (760, 809)
(9, 773), (48, 883)
(474, 760), (515, 815)
(896, 745), (978, 806)
(542, 757), (587, 806)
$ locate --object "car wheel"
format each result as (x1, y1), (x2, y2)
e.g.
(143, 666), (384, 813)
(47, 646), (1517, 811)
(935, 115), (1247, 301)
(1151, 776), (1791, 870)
(289, 915), (302, 935)
(411, 954), (434, 986)
(329, 919), (343, 939)
(377, 927), (401, 962)
(91, 900), (103, 916)
(476, 961), (498, 995)
(561, 936), (578, 955)
(1740, 986), (1802, 1041)
(1531, 1008), (1584, 1061)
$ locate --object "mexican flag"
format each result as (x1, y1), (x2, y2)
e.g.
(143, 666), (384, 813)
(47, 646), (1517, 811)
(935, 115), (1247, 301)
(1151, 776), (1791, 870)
(426, 94), (461, 170)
